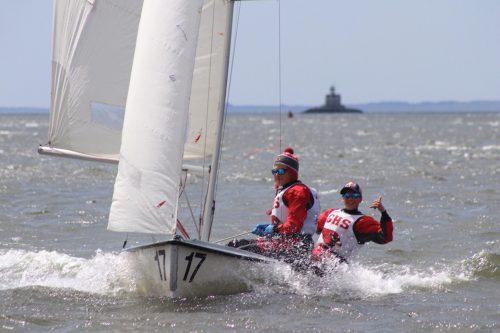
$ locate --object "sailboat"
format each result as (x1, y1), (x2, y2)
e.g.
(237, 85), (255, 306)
(39, 0), (273, 297)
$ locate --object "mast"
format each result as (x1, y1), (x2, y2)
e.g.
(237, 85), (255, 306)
(201, 0), (235, 242)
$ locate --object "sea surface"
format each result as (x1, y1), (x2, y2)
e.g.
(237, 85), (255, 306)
(0, 111), (499, 332)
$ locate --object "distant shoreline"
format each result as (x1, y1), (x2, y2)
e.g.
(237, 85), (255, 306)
(0, 107), (49, 114)
(227, 100), (500, 113)
(2, 100), (500, 115)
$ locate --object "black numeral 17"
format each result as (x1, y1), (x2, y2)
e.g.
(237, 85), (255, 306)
(155, 250), (167, 281)
(183, 252), (207, 282)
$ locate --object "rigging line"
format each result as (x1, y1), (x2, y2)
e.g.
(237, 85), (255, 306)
(278, 0), (283, 152)
(176, 219), (191, 239)
(179, 171), (199, 236)
(216, 0), (242, 197)
(199, 0), (219, 226)
(184, 186), (201, 237)
(122, 233), (128, 249)
(213, 230), (252, 243)
(178, 170), (187, 198)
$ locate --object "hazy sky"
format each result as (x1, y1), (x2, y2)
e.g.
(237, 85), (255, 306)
(1, 0), (499, 108)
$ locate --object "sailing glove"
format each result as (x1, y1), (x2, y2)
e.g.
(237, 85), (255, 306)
(263, 224), (275, 236)
(252, 224), (270, 236)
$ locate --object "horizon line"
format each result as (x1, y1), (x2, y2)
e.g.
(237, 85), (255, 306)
(2, 99), (500, 110)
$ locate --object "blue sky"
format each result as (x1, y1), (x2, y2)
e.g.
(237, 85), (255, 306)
(1, 0), (500, 108)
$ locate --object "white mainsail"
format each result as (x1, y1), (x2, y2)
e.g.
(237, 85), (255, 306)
(45, 0), (235, 236)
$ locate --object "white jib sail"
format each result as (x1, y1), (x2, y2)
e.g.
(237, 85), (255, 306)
(107, 0), (204, 234)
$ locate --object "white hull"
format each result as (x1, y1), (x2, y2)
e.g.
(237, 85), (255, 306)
(125, 238), (273, 298)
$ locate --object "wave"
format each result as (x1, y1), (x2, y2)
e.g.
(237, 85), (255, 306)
(255, 250), (498, 299)
(0, 249), (137, 296)
(256, 262), (462, 299)
(0, 249), (496, 298)
(461, 250), (500, 280)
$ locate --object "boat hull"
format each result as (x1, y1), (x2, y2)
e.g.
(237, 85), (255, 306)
(124, 238), (272, 298)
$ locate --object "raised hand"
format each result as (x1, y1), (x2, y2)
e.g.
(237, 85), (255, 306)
(369, 196), (386, 213)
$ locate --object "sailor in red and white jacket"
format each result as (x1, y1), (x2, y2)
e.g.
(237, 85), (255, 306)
(252, 148), (320, 257)
(313, 182), (393, 263)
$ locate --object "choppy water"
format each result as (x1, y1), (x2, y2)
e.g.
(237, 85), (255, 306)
(1, 112), (499, 332)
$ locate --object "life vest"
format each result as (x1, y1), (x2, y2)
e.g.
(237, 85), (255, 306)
(271, 181), (320, 235)
(315, 209), (364, 260)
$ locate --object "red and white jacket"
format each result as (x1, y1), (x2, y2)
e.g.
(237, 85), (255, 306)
(313, 208), (393, 262)
(271, 181), (320, 236)
(257, 181), (320, 253)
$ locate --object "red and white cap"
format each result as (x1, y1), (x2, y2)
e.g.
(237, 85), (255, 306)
(274, 147), (299, 173)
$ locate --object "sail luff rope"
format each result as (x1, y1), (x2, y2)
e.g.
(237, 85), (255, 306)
(198, 0), (241, 239)
(179, 171), (199, 237)
(218, 1), (241, 199)
(198, 0), (219, 236)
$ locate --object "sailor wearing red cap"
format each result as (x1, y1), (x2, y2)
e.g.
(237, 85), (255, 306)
(313, 182), (393, 264)
(251, 147), (320, 259)
(228, 148), (319, 262)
